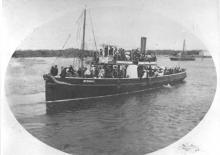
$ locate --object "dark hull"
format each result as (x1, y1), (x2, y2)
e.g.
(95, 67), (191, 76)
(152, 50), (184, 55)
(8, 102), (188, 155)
(44, 72), (187, 102)
(170, 56), (195, 61)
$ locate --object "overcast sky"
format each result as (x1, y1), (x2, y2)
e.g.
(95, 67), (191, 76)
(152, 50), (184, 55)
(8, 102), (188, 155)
(4, 0), (217, 50)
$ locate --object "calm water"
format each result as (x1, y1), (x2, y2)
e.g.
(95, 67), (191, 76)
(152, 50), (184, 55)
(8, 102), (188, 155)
(5, 56), (216, 155)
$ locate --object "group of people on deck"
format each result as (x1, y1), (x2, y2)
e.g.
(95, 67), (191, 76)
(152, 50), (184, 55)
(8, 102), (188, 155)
(93, 46), (157, 63)
(50, 64), (184, 79)
(136, 65), (184, 79)
(50, 64), (128, 79)
(49, 45), (183, 79)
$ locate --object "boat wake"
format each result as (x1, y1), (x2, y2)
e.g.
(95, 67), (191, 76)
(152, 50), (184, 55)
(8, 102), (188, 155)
(163, 83), (172, 88)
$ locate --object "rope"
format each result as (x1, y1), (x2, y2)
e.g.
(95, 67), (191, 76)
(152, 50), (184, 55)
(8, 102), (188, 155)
(75, 12), (84, 49)
(62, 34), (71, 49)
(89, 10), (98, 51)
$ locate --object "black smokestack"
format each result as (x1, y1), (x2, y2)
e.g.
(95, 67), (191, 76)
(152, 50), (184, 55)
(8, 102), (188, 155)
(140, 37), (147, 54)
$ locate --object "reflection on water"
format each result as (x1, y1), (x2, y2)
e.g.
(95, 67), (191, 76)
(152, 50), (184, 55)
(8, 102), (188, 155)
(6, 56), (216, 155)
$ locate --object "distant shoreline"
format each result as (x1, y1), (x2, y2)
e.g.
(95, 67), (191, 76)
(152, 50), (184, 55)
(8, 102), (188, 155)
(12, 48), (95, 58)
(12, 48), (206, 58)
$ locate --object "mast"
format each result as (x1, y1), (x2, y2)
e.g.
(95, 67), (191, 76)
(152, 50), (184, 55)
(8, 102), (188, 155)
(81, 8), (86, 68)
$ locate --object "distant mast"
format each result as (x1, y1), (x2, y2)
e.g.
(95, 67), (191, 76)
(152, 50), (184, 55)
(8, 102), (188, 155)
(182, 39), (186, 55)
(81, 8), (87, 68)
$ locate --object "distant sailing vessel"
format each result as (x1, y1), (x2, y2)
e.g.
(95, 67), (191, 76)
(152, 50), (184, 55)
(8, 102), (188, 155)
(170, 40), (195, 61)
(43, 8), (187, 110)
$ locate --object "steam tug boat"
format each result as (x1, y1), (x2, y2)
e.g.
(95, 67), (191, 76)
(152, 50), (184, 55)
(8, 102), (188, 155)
(43, 8), (187, 109)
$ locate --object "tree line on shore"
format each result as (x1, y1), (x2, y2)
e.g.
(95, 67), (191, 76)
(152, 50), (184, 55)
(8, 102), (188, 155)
(12, 48), (202, 58)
